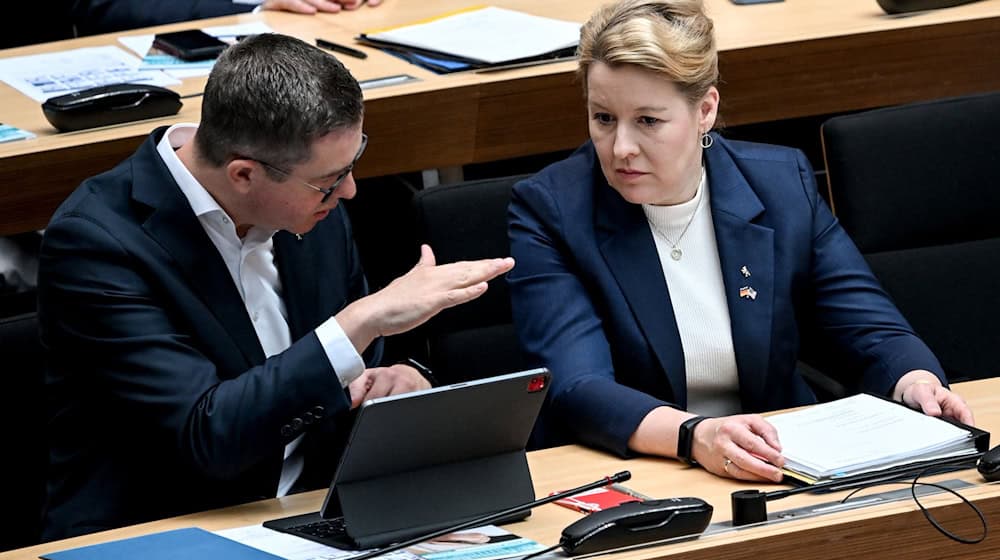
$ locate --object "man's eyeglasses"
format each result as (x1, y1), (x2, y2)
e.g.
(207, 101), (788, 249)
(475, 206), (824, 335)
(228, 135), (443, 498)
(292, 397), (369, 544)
(249, 133), (368, 203)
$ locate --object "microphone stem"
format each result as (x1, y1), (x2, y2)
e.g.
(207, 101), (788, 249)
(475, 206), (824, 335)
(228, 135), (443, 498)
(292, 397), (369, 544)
(350, 471), (632, 560)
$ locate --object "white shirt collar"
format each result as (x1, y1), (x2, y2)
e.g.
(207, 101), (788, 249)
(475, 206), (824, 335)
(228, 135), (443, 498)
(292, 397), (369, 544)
(156, 123), (276, 243)
(156, 123), (226, 219)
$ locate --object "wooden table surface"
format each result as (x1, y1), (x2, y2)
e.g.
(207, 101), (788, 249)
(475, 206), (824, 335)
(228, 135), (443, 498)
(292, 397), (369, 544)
(4, 376), (999, 560)
(1, 0), (999, 234)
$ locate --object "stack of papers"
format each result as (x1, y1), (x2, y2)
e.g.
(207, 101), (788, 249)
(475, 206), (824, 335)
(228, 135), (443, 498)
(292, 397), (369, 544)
(357, 6), (581, 73)
(766, 393), (982, 483)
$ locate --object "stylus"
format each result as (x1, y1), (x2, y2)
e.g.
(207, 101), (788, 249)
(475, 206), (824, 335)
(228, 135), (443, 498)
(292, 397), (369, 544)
(316, 38), (368, 59)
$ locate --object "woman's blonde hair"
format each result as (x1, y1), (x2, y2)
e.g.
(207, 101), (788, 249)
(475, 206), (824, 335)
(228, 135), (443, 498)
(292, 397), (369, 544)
(577, 0), (718, 104)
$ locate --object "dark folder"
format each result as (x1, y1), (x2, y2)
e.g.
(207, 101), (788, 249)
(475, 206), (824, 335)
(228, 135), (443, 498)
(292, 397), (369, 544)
(355, 35), (577, 74)
(264, 369), (551, 549)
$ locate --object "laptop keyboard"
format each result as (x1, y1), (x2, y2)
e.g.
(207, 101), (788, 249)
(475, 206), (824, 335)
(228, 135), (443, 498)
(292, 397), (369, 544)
(293, 517), (348, 539)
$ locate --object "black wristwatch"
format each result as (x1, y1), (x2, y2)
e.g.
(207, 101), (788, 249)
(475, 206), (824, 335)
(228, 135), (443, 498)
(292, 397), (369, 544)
(396, 357), (437, 386)
(677, 415), (711, 466)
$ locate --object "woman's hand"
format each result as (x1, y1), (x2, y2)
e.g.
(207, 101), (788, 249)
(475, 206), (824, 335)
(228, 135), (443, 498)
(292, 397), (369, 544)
(893, 369), (974, 425)
(692, 415), (785, 482)
(628, 407), (785, 482)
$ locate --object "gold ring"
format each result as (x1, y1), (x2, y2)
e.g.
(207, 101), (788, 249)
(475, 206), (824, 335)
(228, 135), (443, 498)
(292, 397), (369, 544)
(723, 458), (733, 474)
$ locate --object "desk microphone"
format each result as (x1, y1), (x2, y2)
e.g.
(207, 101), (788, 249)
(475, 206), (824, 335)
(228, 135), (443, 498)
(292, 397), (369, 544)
(349, 471), (632, 560)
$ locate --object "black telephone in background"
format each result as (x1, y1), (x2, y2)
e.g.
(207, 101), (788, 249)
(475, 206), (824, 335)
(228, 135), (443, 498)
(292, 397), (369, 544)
(152, 30), (228, 61)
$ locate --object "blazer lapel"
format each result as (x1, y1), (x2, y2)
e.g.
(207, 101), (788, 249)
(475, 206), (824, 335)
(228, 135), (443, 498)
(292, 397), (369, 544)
(131, 131), (265, 368)
(594, 169), (688, 406)
(273, 231), (323, 341)
(705, 142), (775, 410)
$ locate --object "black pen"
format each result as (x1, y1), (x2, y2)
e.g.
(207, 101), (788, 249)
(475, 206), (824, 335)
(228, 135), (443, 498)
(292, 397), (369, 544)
(315, 38), (368, 60)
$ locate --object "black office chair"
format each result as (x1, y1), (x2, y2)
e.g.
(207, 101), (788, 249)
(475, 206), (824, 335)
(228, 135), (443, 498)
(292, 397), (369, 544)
(821, 91), (1000, 382)
(0, 311), (46, 551)
(410, 175), (534, 385)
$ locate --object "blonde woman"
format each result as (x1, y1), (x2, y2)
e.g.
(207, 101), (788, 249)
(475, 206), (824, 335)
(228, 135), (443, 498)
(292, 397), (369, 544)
(508, 0), (972, 482)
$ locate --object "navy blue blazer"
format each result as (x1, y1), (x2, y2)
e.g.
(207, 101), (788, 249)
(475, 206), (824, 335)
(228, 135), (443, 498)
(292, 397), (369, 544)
(72, 0), (255, 35)
(38, 129), (380, 539)
(507, 135), (945, 457)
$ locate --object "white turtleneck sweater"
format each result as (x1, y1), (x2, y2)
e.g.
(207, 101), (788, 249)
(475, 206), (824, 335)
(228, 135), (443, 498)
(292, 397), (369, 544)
(642, 169), (741, 417)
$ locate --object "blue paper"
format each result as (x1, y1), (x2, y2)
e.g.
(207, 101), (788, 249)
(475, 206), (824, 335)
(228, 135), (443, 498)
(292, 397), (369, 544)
(41, 527), (284, 560)
(0, 124), (36, 143)
(383, 49), (472, 73)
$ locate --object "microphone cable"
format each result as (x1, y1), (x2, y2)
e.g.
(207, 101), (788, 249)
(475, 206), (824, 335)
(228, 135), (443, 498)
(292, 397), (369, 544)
(836, 462), (987, 544)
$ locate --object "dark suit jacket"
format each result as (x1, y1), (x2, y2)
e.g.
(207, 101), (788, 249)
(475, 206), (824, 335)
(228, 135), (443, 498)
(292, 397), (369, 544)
(72, 0), (255, 35)
(507, 135), (945, 457)
(38, 128), (380, 539)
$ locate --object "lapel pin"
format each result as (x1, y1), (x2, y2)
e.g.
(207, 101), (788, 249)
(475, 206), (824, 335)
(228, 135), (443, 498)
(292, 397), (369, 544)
(740, 265), (751, 278)
(739, 286), (757, 301)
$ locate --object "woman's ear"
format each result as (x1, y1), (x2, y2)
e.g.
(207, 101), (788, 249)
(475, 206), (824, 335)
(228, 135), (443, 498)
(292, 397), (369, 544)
(698, 86), (720, 132)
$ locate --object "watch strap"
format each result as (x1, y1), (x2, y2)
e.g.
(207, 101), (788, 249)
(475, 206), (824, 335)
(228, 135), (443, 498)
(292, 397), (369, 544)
(677, 415), (711, 466)
(396, 357), (437, 386)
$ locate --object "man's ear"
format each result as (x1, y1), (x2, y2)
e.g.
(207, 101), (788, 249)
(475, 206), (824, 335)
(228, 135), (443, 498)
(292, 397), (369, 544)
(226, 158), (256, 196)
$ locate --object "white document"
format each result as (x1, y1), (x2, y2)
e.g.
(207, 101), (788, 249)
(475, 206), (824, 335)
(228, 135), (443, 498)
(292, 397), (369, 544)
(118, 22), (274, 79)
(216, 524), (417, 560)
(215, 524), (541, 560)
(362, 6), (581, 64)
(766, 393), (976, 480)
(0, 46), (180, 103)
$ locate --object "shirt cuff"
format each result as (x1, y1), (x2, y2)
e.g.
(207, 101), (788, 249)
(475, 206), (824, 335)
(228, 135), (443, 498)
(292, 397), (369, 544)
(315, 317), (366, 387)
(232, 0), (265, 5)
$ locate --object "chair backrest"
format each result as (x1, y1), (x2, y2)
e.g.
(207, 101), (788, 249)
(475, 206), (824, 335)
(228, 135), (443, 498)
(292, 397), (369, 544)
(821, 91), (1000, 381)
(410, 175), (532, 384)
(0, 311), (46, 551)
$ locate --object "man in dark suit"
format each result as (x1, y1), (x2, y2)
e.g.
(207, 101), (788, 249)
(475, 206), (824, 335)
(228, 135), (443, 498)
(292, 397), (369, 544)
(71, 0), (383, 36)
(38, 33), (512, 540)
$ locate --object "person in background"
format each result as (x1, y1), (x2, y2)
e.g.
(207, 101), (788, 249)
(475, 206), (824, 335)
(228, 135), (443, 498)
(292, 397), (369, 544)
(72, 0), (383, 35)
(507, 0), (972, 483)
(39, 33), (512, 540)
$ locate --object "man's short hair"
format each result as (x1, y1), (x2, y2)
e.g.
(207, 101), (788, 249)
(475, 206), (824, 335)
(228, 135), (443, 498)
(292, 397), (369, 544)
(196, 33), (364, 170)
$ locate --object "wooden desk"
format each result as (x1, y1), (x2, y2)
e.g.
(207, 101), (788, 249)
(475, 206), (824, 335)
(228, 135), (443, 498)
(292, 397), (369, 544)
(1, 0), (999, 235)
(4, 377), (999, 560)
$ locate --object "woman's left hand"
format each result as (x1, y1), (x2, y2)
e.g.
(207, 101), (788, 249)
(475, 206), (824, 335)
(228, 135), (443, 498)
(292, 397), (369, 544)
(893, 370), (974, 425)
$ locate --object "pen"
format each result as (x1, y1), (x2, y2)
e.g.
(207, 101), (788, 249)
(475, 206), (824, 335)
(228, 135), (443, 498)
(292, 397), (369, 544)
(359, 74), (418, 90)
(315, 38), (368, 60)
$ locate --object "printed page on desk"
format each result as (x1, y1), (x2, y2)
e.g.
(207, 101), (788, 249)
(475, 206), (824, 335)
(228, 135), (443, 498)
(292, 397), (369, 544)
(41, 527), (284, 560)
(216, 524), (542, 560)
(359, 6), (581, 64)
(766, 393), (979, 482)
(405, 525), (546, 560)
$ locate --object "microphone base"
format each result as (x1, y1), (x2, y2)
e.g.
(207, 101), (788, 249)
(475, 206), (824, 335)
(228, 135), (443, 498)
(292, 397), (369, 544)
(731, 490), (768, 526)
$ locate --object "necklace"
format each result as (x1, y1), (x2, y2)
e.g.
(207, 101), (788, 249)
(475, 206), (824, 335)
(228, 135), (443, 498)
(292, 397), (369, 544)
(647, 184), (704, 261)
